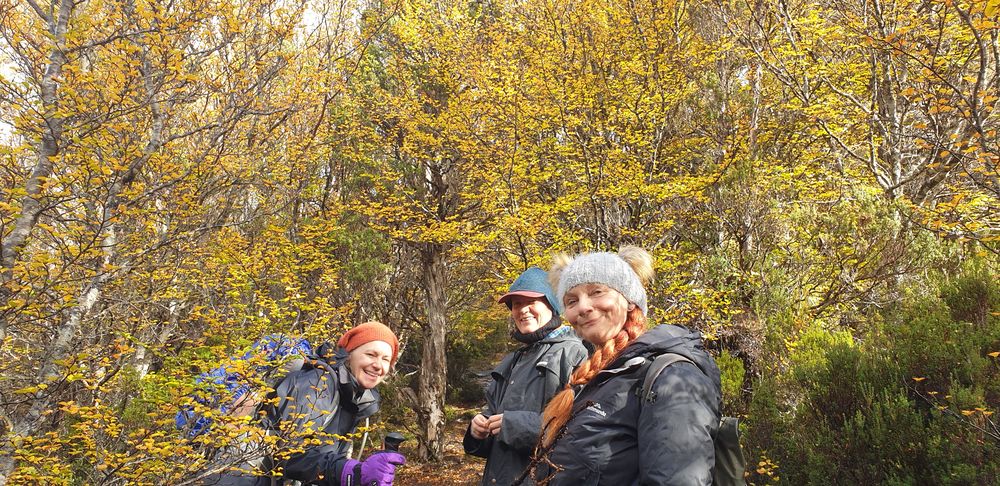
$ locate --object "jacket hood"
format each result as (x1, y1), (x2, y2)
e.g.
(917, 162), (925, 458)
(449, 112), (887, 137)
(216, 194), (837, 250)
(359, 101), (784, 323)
(337, 363), (380, 419)
(312, 341), (343, 363)
(618, 324), (717, 378)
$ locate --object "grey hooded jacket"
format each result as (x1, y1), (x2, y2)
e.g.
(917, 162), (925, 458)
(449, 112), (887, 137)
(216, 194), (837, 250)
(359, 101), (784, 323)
(535, 324), (722, 486)
(464, 323), (588, 486)
(210, 347), (379, 486)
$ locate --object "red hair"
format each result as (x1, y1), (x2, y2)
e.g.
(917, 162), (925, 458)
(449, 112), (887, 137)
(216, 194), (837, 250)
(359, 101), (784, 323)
(540, 307), (647, 446)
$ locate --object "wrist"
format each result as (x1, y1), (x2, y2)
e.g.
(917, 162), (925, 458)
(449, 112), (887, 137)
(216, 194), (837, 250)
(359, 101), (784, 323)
(339, 458), (361, 486)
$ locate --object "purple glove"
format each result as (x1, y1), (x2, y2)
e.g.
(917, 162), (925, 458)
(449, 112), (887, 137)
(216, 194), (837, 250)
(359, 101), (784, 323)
(340, 451), (406, 486)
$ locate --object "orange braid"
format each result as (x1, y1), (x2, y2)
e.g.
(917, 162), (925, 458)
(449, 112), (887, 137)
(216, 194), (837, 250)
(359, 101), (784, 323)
(540, 308), (646, 446)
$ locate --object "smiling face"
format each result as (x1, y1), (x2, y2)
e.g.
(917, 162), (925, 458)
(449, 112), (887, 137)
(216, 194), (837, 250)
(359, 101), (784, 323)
(562, 283), (632, 345)
(347, 340), (394, 389)
(509, 295), (554, 334)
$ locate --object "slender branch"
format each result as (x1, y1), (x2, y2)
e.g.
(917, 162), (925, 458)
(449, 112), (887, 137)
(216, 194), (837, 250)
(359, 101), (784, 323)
(23, 0), (50, 23)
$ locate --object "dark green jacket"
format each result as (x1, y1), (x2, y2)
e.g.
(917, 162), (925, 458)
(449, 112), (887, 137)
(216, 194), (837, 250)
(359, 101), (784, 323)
(464, 324), (588, 486)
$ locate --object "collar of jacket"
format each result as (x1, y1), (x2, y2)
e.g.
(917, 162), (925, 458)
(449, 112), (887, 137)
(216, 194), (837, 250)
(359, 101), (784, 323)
(569, 354), (647, 413)
(511, 316), (562, 344)
(540, 324), (578, 342)
(572, 325), (704, 396)
(613, 324), (704, 366)
(576, 356), (647, 393)
(331, 355), (380, 417)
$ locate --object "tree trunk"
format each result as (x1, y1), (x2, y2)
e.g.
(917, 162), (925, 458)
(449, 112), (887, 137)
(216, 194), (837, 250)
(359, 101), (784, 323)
(0, 1), (75, 480)
(0, 0), (74, 344)
(14, 227), (116, 438)
(415, 243), (448, 461)
(0, 12), (166, 476)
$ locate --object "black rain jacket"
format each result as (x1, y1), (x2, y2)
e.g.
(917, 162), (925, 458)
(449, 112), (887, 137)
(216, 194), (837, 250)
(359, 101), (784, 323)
(464, 324), (588, 486)
(212, 347), (380, 486)
(535, 324), (722, 486)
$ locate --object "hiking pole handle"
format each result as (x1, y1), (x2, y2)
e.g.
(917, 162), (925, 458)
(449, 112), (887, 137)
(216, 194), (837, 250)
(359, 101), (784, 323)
(383, 432), (406, 452)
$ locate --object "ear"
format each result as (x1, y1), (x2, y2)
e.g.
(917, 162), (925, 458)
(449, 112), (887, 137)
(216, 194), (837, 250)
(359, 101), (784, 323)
(627, 303), (636, 311)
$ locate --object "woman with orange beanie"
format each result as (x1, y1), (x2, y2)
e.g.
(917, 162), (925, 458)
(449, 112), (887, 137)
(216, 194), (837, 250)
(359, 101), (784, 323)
(222, 321), (405, 486)
(527, 247), (722, 485)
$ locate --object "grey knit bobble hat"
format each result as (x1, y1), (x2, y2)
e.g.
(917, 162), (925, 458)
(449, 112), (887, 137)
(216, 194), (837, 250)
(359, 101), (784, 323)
(556, 252), (647, 315)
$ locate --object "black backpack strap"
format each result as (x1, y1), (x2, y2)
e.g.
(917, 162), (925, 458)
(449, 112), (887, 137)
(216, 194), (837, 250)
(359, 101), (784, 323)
(640, 352), (694, 402)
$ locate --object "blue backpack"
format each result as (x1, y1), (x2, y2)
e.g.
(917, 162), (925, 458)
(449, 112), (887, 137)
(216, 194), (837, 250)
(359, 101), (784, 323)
(175, 334), (313, 437)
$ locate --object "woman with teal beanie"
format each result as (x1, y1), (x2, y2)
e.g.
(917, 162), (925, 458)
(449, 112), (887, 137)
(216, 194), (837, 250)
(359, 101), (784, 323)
(463, 267), (589, 485)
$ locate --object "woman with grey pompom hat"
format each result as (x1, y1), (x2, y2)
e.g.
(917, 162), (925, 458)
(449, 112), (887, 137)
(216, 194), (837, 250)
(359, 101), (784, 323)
(528, 247), (722, 486)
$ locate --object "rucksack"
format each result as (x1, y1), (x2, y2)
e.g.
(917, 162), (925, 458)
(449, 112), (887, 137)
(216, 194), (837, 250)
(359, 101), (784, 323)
(175, 334), (314, 437)
(640, 352), (747, 486)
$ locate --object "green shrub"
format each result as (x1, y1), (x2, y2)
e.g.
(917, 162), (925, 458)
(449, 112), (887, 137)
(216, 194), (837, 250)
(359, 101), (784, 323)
(717, 349), (745, 412)
(745, 265), (999, 484)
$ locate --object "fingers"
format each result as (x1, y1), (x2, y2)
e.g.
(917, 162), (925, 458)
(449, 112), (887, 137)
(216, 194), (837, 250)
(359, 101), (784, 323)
(380, 451), (406, 466)
(371, 450), (405, 461)
(470, 413), (491, 439)
(486, 413), (503, 435)
(471, 413), (504, 438)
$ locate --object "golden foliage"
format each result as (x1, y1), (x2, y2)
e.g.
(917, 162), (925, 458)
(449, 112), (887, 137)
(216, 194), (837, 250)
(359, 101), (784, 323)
(0, 0), (997, 481)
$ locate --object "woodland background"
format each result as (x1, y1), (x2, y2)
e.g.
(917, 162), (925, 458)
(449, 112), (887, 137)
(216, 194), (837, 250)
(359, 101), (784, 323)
(1, 0), (999, 484)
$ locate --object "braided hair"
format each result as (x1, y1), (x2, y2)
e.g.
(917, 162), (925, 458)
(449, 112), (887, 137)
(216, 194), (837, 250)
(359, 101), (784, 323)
(539, 246), (654, 447)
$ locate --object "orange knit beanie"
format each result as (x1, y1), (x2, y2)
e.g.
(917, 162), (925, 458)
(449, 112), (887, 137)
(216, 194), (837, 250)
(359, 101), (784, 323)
(337, 321), (399, 366)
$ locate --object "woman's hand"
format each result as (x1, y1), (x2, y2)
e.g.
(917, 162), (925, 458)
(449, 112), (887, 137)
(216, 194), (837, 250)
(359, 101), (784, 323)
(471, 413), (505, 439)
(486, 414), (503, 435)
(470, 413), (492, 440)
(340, 450), (406, 486)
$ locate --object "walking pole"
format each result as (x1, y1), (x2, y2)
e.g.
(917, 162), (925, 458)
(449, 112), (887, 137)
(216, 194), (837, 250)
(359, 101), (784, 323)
(356, 417), (370, 458)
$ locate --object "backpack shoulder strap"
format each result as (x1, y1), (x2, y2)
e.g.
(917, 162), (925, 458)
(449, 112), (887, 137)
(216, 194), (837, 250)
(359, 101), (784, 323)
(640, 352), (694, 402)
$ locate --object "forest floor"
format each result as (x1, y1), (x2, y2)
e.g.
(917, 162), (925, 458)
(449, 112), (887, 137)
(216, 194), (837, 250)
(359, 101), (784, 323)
(393, 405), (486, 486)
